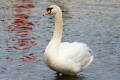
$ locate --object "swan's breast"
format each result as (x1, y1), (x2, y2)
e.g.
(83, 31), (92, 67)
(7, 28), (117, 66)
(45, 56), (78, 75)
(45, 57), (54, 70)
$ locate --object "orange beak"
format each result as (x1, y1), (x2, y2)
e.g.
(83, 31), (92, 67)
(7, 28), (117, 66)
(43, 10), (51, 16)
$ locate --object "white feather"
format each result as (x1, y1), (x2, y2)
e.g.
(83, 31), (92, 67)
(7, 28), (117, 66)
(59, 42), (93, 72)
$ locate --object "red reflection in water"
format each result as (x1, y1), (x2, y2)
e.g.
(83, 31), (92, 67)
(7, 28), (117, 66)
(19, 53), (36, 62)
(5, 0), (37, 62)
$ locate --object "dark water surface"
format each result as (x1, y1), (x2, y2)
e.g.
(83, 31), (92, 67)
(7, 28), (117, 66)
(0, 0), (120, 80)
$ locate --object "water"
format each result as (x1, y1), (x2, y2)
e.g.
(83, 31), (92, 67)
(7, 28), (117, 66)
(0, 0), (120, 80)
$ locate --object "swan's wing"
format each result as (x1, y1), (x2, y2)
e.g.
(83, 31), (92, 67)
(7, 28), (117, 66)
(59, 42), (91, 59)
(59, 42), (93, 71)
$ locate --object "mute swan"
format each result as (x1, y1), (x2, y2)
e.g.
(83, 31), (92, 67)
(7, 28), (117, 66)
(43, 5), (93, 76)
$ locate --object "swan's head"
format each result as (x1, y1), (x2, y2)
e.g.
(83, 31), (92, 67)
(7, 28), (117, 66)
(43, 5), (61, 16)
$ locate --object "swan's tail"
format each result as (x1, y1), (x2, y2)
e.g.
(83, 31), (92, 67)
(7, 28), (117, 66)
(84, 55), (94, 69)
(89, 56), (94, 65)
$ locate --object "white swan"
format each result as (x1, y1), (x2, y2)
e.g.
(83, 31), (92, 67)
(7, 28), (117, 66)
(43, 5), (93, 75)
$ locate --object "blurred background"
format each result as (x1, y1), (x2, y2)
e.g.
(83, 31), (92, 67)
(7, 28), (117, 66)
(0, 0), (120, 80)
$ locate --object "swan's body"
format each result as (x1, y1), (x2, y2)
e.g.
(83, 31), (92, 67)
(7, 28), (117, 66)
(44, 5), (93, 75)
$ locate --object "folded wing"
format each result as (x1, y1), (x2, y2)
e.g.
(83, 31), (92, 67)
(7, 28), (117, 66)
(59, 42), (93, 71)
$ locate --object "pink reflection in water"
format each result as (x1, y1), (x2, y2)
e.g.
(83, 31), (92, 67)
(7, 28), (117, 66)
(5, 0), (37, 62)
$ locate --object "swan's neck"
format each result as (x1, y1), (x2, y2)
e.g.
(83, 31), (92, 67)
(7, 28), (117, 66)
(53, 11), (63, 42)
(48, 10), (63, 48)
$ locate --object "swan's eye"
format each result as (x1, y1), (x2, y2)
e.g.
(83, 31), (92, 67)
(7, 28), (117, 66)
(46, 8), (53, 11)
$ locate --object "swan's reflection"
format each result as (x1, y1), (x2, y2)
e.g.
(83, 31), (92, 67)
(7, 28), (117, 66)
(54, 74), (85, 80)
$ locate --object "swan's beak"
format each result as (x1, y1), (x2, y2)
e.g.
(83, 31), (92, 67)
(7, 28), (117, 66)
(43, 10), (51, 16)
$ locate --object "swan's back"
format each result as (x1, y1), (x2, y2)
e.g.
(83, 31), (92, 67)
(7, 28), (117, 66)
(59, 42), (93, 72)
